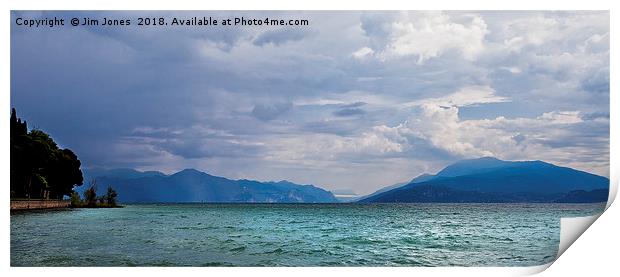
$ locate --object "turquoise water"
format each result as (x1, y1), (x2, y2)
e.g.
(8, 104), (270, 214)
(11, 203), (605, 266)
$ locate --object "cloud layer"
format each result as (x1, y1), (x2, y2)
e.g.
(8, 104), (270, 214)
(11, 11), (609, 194)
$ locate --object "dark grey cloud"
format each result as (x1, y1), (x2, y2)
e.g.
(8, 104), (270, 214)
(153, 138), (263, 159)
(251, 102), (293, 121)
(581, 67), (610, 94)
(342, 102), (367, 108)
(333, 108), (365, 117)
(253, 28), (311, 46)
(582, 112), (610, 121)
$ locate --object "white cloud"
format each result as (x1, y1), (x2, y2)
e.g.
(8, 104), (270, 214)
(579, 33), (609, 53)
(500, 66), (521, 74)
(351, 46), (374, 59)
(265, 128), (407, 164)
(362, 12), (489, 63)
(538, 111), (583, 124)
(502, 16), (559, 52)
(407, 104), (498, 157)
(357, 105), (606, 175)
(403, 85), (509, 108)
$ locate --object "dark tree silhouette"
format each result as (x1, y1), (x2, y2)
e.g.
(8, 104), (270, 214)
(70, 191), (82, 207)
(105, 186), (118, 206)
(84, 182), (98, 207)
(10, 108), (83, 199)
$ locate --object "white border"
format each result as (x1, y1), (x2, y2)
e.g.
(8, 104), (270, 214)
(2, 1), (616, 276)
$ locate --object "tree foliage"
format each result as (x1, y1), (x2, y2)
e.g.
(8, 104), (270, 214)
(71, 179), (119, 208)
(70, 191), (81, 207)
(10, 108), (84, 199)
(105, 186), (118, 206)
(84, 182), (98, 207)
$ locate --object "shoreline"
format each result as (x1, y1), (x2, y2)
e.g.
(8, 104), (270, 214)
(10, 199), (123, 211)
(10, 199), (70, 211)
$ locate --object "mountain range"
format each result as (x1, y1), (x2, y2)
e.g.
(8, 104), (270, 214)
(82, 157), (609, 204)
(83, 168), (338, 203)
(359, 157), (609, 203)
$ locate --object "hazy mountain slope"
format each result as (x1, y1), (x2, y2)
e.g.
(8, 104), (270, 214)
(356, 173), (436, 202)
(86, 168), (338, 203)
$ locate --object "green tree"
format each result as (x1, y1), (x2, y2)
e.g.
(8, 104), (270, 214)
(70, 191), (82, 207)
(10, 108), (83, 199)
(46, 149), (83, 199)
(83, 181), (98, 207)
(105, 186), (118, 206)
(97, 196), (106, 205)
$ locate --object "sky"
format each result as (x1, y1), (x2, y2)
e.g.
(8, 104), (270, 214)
(11, 11), (609, 195)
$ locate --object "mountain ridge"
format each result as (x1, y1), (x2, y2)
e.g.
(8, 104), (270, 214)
(83, 168), (338, 203)
(359, 157), (609, 203)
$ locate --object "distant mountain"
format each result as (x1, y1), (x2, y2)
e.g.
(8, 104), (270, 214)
(434, 157), (513, 177)
(360, 157), (609, 203)
(84, 168), (166, 180)
(84, 168), (338, 203)
(554, 189), (609, 203)
(355, 173), (436, 202)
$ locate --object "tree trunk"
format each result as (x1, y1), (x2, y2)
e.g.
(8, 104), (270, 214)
(27, 175), (32, 200)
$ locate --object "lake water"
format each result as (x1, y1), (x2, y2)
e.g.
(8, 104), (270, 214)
(11, 203), (605, 266)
